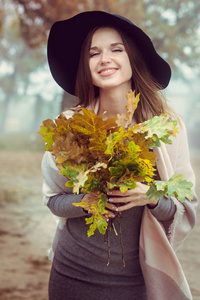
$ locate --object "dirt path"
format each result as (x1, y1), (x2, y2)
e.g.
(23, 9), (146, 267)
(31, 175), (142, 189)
(0, 152), (199, 299)
(0, 152), (55, 300)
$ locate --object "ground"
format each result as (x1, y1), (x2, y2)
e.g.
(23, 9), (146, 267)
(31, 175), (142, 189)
(0, 151), (199, 300)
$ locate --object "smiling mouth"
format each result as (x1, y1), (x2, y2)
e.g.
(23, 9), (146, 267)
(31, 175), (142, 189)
(98, 68), (118, 76)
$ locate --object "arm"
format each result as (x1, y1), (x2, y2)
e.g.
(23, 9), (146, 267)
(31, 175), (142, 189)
(42, 151), (88, 218)
(148, 196), (176, 221)
(47, 193), (88, 218)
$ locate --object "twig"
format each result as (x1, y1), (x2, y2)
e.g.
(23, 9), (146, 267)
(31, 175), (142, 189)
(119, 219), (126, 267)
(106, 220), (111, 266)
(104, 216), (126, 267)
(112, 222), (118, 236)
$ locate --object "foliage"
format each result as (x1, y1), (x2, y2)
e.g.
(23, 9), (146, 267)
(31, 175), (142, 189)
(39, 90), (193, 236)
(147, 174), (194, 203)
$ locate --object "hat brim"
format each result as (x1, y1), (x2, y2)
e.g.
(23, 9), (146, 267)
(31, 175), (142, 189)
(47, 11), (171, 95)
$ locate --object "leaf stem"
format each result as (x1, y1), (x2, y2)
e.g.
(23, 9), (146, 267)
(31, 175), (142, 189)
(119, 219), (126, 267)
(106, 220), (111, 266)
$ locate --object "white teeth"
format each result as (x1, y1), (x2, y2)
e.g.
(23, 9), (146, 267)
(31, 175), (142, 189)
(100, 69), (115, 74)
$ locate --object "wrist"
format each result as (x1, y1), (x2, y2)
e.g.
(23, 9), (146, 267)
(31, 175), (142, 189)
(147, 197), (159, 208)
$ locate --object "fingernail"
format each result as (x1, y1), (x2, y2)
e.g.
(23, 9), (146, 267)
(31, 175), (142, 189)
(109, 198), (113, 202)
(111, 214), (115, 218)
(114, 207), (118, 211)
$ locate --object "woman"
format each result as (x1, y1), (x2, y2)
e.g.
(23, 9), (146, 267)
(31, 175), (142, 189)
(42, 11), (198, 300)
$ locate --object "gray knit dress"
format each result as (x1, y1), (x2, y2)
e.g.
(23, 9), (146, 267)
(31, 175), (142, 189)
(47, 192), (176, 300)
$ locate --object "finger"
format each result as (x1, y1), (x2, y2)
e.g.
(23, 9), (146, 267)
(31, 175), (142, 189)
(107, 190), (129, 197)
(108, 196), (131, 204)
(108, 211), (117, 218)
(91, 191), (101, 196)
(105, 202), (119, 212)
(117, 202), (135, 212)
(117, 196), (152, 211)
(103, 210), (117, 219)
(102, 216), (110, 222)
(108, 188), (140, 197)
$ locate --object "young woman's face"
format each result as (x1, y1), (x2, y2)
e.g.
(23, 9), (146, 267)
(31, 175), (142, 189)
(89, 27), (132, 91)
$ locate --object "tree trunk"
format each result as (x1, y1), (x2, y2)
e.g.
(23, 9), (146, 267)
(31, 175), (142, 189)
(32, 94), (43, 131)
(0, 93), (12, 133)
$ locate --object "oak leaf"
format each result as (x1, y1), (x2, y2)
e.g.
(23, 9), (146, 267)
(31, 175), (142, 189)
(70, 108), (118, 136)
(132, 114), (179, 147)
(38, 89), (193, 237)
(38, 119), (56, 150)
(72, 163), (107, 194)
(147, 174), (193, 202)
(125, 90), (140, 125)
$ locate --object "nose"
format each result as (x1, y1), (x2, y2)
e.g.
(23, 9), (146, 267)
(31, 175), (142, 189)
(100, 51), (111, 64)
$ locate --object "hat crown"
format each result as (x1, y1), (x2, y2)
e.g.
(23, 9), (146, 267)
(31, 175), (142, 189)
(47, 11), (171, 95)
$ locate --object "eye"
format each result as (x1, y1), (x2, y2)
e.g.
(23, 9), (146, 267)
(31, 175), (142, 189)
(90, 52), (100, 58)
(112, 48), (123, 53)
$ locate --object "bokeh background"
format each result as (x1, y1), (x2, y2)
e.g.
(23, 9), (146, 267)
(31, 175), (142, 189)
(0, 1), (199, 299)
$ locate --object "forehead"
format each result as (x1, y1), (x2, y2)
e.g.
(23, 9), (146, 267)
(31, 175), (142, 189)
(90, 27), (123, 45)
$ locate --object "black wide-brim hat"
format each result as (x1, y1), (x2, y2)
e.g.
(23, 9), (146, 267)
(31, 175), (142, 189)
(47, 11), (171, 95)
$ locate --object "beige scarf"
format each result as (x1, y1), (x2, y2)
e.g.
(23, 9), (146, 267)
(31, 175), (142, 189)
(42, 104), (198, 299)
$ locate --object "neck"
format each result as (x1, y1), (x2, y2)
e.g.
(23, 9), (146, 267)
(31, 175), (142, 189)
(98, 86), (130, 118)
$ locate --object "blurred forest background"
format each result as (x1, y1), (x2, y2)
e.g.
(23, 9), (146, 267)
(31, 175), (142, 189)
(0, 1), (200, 299)
(0, 0), (200, 148)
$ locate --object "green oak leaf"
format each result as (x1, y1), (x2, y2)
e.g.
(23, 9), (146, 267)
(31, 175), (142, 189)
(147, 174), (193, 202)
(146, 182), (167, 201)
(39, 89), (193, 237)
(38, 119), (56, 150)
(86, 220), (97, 237)
(73, 163), (107, 194)
(132, 114), (179, 148)
(96, 217), (108, 235)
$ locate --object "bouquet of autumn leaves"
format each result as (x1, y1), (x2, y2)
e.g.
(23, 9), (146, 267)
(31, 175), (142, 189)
(39, 90), (193, 237)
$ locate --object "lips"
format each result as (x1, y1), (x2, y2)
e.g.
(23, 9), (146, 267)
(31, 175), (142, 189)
(98, 68), (118, 76)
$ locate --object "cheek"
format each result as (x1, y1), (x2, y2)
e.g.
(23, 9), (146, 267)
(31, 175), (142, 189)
(125, 58), (132, 78)
(128, 65), (133, 78)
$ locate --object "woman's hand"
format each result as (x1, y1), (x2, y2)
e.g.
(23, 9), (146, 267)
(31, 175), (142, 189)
(81, 182), (158, 219)
(81, 192), (119, 220)
(107, 182), (159, 212)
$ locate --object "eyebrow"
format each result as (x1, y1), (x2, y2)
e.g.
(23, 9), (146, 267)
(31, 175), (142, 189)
(90, 42), (124, 50)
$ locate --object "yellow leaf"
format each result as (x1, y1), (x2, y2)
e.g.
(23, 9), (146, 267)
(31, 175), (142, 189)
(116, 113), (128, 128)
(115, 90), (140, 128)
(125, 90), (140, 124)
(71, 108), (118, 136)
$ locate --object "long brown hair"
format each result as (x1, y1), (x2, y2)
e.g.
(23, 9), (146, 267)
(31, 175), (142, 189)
(75, 26), (173, 122)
